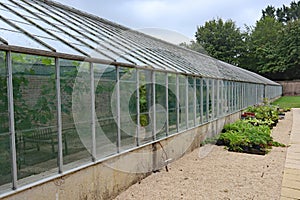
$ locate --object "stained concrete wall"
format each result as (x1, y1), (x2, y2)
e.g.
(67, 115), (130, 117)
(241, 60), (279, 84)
(277, 80), (300, 96)
(2, 112), (241, 200)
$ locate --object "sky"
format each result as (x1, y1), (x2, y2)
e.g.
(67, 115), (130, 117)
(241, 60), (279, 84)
(59, 0), (293, 44)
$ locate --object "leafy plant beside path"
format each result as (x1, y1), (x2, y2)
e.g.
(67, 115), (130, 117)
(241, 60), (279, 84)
(216, 104), (286, 155)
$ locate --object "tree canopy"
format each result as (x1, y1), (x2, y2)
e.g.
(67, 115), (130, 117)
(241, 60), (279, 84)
(194, 0), (300, 81)
(195, 18), (245, 66)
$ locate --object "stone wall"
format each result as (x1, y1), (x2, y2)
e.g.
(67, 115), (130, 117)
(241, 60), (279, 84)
(277, 80), (300, 96)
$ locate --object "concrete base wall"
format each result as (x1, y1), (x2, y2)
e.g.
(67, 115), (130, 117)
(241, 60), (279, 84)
(3, 112), (241, 200)
(277, 80), (300, 96)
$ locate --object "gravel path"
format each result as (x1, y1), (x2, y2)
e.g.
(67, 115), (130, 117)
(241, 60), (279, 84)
(114, 111), (292, 200)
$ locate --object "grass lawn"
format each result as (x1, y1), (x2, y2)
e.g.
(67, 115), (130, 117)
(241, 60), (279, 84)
(272, 96), (300, 108)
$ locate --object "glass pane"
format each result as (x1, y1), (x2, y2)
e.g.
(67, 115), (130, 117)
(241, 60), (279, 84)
(203, 79), (208, 122)
(60, 60), (92, 170)
(195, 78), (201, 125)
(155, 72), (167, 139)
(120, 67), (137, 150)
(138, 70), (153, 145)
(178, 75), (187, 131)
(12, 53), (57, 185)
(208, 79), (213, 120)
(223, 80), (228, 114)
(188, 77), (194, 128)
(0, 51), (12, 192)
(94, 64), (117, 158)
(168, 74), (177, 134)
(214, 80), (218, 118)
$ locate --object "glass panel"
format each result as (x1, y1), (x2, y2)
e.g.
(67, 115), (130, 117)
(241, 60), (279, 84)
(138, 69), (153, 145)
(0, 26), (49, 51)
(227, 81), (232, 113)
(155, 72), (167, 139)
(214, 80), (218, 118)
(94, 64), (117, 158)
(195, 78), (201, 125)
(178, 75), (187, 131)
(168, 73), (177, 134)
(208, 79), (213, 120)
(219, 81), (224, 116)
(202, 79), (208, 122)
(188, 77), (194, 128)
(0, 51), (12, 192)
(12, 53), (57, 185)
(120, 67), (137, 150)
(60, 59), (92, 170)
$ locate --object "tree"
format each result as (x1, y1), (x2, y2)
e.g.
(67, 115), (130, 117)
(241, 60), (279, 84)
(274, 19), (300, 80)
(262, 5), (276, 19)
(245, 17), (283, 74)
(195, 18), (245, 66)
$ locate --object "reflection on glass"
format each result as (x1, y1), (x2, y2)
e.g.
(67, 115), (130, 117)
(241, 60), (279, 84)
(155, 72), (167, 139)
(208, 79), (213, 120)
(0, 51), (12, 191)
(168, 73), (177, 134)
(60, 59), (92, 170)
(188, 77), (195, 128)
(94, 64), (117, 158)
(178, 75), (187, 131)
(12, 53), (57, 184)
(203, 79), (208, 122)
(195, 78), (201, 125)
(138, 70), (153, 145)
(120, 67), (137, 150)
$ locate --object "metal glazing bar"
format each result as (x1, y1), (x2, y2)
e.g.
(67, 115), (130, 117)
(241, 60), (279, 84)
(152, 71), (156, 140)
(206, 79), (209, 121)
(225, 81), (228, 114)
(24, 0), (121, 62)
(90, 62), (96, 161)
(237, 83), (240, 110)
(85, 18), (187, 73)
(193, 77), (196, 127)
(0, 14), (55, 51)
(165, 73), (169, 136)
(77, 16), (181, 72)
(200, 78), (203, 124)
(220, 80), (223, 116)
(211, 80), (215, 119)
(185, 76), (188, 129)
(55, 57), (63, 173)
(116, 66), (121, 153)
(216, 80), (220, 117)
(176, 74), (179, 132)
(0, 36), (8, 45)
(255, 85), (258, 104)
(230, 82), (233, 112)
(1, 1), (88, 57)
(45, 8), (152, 68)
(234, 82), (236, 110)
(7, 51), (17, 189)
(236, 83), (239, 109)
(8, 0), (91, 57)
(136, 69), (140, 146)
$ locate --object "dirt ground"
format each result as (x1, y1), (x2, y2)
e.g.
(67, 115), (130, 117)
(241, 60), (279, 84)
(114, 111), (293, 200)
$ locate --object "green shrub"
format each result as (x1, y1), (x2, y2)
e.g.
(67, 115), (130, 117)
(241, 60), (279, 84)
(217, 119), (284, 155)
(245, 104), (279, 127)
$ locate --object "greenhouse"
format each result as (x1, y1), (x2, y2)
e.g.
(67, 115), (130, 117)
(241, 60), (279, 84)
(0, 0), (282, 198)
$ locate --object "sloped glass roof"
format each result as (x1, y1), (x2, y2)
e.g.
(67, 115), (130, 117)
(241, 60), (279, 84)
(0, 0), (280, 85)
